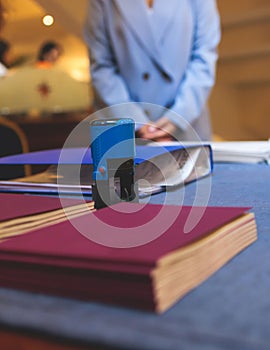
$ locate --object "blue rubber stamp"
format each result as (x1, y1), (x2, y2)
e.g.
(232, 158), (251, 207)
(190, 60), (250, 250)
(90, 118), (137, 209)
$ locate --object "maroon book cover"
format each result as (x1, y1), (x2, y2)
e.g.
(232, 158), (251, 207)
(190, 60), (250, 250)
(0, 193), (88, 222)
(0, 202), (250, 270)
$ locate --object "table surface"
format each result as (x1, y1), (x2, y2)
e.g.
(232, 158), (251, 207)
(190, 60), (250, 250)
(0, 163), (269, 350)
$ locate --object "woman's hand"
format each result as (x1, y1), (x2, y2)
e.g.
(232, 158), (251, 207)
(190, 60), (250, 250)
(137, 117), (176, 142)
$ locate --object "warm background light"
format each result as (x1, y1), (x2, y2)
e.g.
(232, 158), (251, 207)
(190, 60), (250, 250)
(42, 14), (54, 26)
(1, 0), (90, 82)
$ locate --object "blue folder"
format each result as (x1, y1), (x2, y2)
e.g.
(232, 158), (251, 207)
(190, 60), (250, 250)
(0, 145), (213, 168)
(0, 145), (213, 197)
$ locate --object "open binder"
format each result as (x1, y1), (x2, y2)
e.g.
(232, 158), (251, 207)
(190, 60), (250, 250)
(0, 144), (213, 197)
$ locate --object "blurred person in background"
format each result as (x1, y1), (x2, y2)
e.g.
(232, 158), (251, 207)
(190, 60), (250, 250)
(0, 38), (10, 77)
(84, 0), (220, 141)
(36, 40), (63, 69)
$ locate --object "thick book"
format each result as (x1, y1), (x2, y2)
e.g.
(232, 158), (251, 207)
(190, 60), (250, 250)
(0, 145), (213, 197)
(0, 202), (257, 313)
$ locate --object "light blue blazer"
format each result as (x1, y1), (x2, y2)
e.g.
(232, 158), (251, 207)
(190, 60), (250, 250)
(84, 0), (220, 140)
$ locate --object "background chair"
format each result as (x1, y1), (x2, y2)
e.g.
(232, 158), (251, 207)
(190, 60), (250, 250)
(0, 116), (31, 179)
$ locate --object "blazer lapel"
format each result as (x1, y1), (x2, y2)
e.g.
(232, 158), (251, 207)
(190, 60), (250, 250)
(114, 0), (173, 78)
(152, 0), (180, 45)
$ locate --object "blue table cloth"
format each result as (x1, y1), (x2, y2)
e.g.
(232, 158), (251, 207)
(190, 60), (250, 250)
(0, 163), (269, 350)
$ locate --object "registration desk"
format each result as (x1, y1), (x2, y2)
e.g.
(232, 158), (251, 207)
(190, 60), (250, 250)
(0, 162), (269, 350)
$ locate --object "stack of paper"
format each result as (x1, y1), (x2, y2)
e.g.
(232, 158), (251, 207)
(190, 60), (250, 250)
(211, 141), (270, 164)
(0, 202), (257, 313)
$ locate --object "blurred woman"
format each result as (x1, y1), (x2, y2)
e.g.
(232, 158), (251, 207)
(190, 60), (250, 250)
(84, 0), (220, 141)
(0, 38), (10, 77)
(36, 41), (63, 69)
